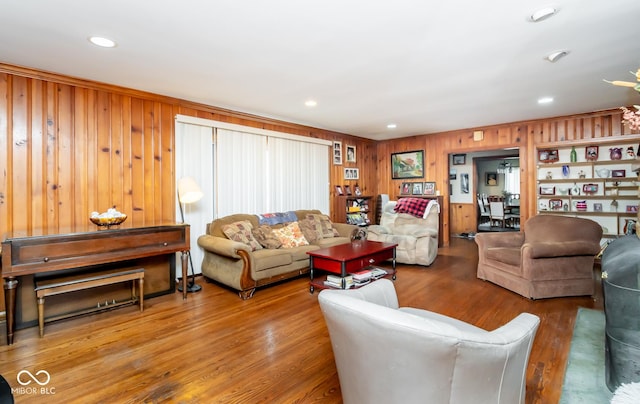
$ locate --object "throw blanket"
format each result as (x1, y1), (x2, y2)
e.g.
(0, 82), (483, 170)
(257, 211), (297, 226)
(394, 197), (440, 218)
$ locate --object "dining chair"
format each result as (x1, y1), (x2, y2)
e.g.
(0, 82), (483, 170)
(489, 201), (507, 227)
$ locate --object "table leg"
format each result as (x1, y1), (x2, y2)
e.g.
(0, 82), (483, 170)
(392, 248), (397, 280)
(181, 251), (188, 300)
(4, 277), (18, 345)
(309, 257), (316, 293)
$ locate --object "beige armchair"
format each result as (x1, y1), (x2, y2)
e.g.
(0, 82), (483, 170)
(475, 214), (602, 299)
(366, 200), (439, 266)
(318, 279), (540, 404)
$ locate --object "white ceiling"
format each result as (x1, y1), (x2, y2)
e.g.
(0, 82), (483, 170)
(1, 0), (639, 140)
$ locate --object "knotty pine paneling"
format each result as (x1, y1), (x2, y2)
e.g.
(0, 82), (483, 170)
(0, 65), (377, 243)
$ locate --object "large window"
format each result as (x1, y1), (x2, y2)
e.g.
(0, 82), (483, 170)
(175, 116), (331, 275)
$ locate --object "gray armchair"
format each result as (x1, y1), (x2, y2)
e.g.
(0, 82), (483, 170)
(318, 279), (540, 404)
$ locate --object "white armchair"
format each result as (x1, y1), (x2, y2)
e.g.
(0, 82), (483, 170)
(366, 199), (439, 266)
(318, 279), (540, 404)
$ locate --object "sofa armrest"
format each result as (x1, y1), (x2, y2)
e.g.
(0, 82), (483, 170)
(332, 222), (359, 238)
(197, 234), (251, 259)
(522, 241), (601, 259)
(475, 232), (524, 250)
(367, 225), (391, 235)
(394, 225), (437, 238)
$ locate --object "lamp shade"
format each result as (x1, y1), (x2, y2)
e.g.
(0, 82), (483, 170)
(178, 177), (203, 204)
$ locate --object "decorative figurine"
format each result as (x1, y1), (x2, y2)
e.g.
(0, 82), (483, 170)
(610, 147), (623, 160)
(627, 146), (636, 158)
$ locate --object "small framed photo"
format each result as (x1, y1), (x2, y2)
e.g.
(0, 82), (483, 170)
(627, 205), (639, 213)
(612, 169), (626, 178)
(412, 182), (423, 195)
(346, 145), (356, 163)
(335, 185), (343, 196)
(485, 172), (498, 186)
(452, 154), (466, 165)
(540, 186), (556, 195)
(423, 182), (436, 196)
(354, 185), (362, 196)
(585, 146), (599, 161)
(538, 149), (559, 163)
(593, 203), (603, 212)
(344, 168), (359, 180)
(549, 199), (563, 210)
(582, 183), (599, 194)
(333, 141), (342, 165)
(344, 185), (352, 195)
(401, 182), (413, 195)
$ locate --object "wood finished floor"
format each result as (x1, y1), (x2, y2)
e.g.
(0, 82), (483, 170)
(0, 238), (602, 403)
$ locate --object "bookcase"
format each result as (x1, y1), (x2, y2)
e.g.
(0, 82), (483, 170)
(335, 196), (373, 225)
(536, 139), (639, 239)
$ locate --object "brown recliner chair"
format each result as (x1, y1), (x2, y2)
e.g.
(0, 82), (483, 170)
(475, 215), (602, 299)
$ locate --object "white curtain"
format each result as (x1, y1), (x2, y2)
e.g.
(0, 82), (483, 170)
(504, 169), (521, 195)
(175, 121), (214, 276)
(268, 137), (329, 213)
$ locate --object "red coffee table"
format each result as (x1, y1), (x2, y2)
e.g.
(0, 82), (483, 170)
(307, 240), (397, 293)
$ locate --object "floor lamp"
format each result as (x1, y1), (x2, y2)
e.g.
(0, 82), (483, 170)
(177, 176), (203, 293)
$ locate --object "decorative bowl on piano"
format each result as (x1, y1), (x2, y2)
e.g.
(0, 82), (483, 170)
(90, 209), (127, 228)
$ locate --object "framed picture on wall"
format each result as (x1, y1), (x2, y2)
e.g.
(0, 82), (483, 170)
(344, 168), (359, 180)
(346, 145), (356, 162)
(485, 172), (498, 186)
(335, 185), (343, 196)
(391, 150), (424, 179)
(333, 141), (342, 165)
(452, 154), (466, 165)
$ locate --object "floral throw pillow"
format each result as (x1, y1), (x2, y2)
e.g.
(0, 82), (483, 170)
(306, 214), (340, 239)
(271, 222), (309, 248)
(222, 220), (263, 251)
(252, 225), (282, 249)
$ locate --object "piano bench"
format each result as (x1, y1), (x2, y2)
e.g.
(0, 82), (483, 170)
(35, 267), (144, 337)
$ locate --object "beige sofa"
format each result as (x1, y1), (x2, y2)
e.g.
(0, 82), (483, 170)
(366, 199), (439, 266)
(318, 279), (540, 404)
(475, 214), (602, 299)
(198, 210), (357, 299)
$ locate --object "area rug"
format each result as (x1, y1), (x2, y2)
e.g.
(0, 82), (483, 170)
(559, 307), (613, 403)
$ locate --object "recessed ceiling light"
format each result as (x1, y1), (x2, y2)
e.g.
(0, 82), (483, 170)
(304, 100), (317, 107)
(530, 7), (557, 22)
(387, 123), (397, 129)
(546, 50), (569, 63)
(538, 97), (554, 104)
(89, 36), (116, 48)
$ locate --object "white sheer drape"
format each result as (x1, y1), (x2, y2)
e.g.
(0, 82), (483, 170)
(504, 169), (521, 195)
(215, 129), (268, 216)
(175, 121), (214, 276)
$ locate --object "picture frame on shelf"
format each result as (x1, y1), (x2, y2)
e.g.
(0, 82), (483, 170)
(585, 145), (599, 161)
(400, 182), (413, 195)
(582, 183), (598, 194)
(335, 185), (344, 196)
(593, 203), (603, 212)
(354, 185), (362, 196)
(485, 172), (498, 186)
(627, 205), (639, 213)
(540, 186), (555, 195)
(538, 149), (559, 163)
(346, 145), (356, 163)
(344, 185), (352, 195)
(452, 154), (466, 165)
(412, 182), (423, 195)
(333, 141), (342, 165)
(549, 199), (563, 210)
(612, 169), (626, 178)
(423, 181), (436, 196)
(391, 150), (424, 179)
